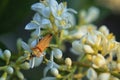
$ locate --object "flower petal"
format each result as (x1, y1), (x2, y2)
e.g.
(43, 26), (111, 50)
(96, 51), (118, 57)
(33, 13), (41, 23)
(29, 57), (35, 68)
(42, 19), (50, 25)
(67, 8), (77, 14)
(43, 66), (51, 77)
(42, 7), (50, 18)
(31, 3), (45, 12)
(25, 22), (38, 30)
(30, 39), (37, 48)
(34, 56), (43, 67)
(32, 28), (41, 37)
(87, 68), (97, 80)
(21, 41), (31, 52)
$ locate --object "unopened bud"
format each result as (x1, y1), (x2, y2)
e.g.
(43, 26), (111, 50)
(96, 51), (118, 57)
(87, 68), (97, 80)
(52, 48), (63, 59)
(83, 45), (94, 54)
(86, 54), (92, 61)
(51, 68), (59, 77)
(5, 66), (14, 75)
(16, 71), (24, 80)
(20, 62), (30, 70)
(65, 57), (72, 67)
(98, 73), (110, 80)
(99, 25), (109, 36)
(3, 50), (11, 61)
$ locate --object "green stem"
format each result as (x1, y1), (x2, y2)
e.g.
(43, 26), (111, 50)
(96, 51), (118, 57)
(49, 44), (58, 48)
(0, 66), (7, 70)
(62, 66), (77, 80)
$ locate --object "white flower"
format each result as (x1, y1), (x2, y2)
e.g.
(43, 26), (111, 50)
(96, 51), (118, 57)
(72, 40), (84, 54)
(92, 54), (106, 68)
(25, 13), (50, 37)
(55, 12), (75, 29)
(21, 41), (44, 68)
(86, 31), (102, 46)
(85, 7), (100, 23)
(50, 1), (66, 19)
(71, 24), (96, 39)
(31, 2), (50, 18)
(49, 0), (76, 29)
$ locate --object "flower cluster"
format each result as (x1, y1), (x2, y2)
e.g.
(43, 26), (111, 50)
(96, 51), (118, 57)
(0, 0), (120, 80)
(72, 25), (120, 79)
(21, 0), (76, 79)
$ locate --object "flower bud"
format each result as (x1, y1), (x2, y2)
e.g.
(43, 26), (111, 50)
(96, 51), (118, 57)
(99, 25), (109, 36)
(72, 41), (84, 53)
(5, 66), (14, 75)
(16, 71), (24, 80)
(87, 68), (97, 80)
(83, 45), (94, 54)
(20, 62), (30, 70)
(86, 54), (92, 61)
(3, 50), (11, 61)
(85, 7), (99, 23)
(51, 68), (59, 77)
(98, 73), (110, 80)
(65, 57), (72, 67)
(92, 54), (106, 68)
(52, 48), (62, 59)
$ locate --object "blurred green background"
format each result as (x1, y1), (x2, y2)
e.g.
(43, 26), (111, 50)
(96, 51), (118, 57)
(0, 0), (120, 79)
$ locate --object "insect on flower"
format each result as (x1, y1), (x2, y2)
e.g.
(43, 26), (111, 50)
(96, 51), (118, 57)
(31, 34), (52, 57)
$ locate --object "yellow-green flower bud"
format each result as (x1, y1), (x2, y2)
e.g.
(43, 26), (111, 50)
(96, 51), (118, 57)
(83, 45), (94, 54)
(65, 57), (72, 67)
(16, 71), (24, 80)
(3, 50), (11, 61)
(20, 62), (30, 70)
